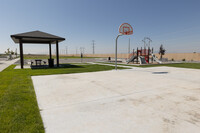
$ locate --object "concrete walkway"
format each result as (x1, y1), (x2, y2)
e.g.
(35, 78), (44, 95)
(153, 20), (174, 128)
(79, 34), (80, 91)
(32, 67), (200, 133)
(88, 62), (134, 69)
(0, 58), (20, 72)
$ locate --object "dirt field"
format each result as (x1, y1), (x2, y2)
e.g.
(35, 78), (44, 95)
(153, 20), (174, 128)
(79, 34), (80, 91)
(64, 53), (200, 61)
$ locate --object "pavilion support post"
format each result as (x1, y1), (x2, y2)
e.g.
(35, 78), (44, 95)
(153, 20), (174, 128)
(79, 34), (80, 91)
(56, 41), (59, 67)
(19, 39), (24, 69)
(49, 42), (52, 59)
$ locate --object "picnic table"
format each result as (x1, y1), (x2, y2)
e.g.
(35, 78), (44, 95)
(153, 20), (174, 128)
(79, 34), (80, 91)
(35, 59), (42, 66)
(30, 59), (47, 67)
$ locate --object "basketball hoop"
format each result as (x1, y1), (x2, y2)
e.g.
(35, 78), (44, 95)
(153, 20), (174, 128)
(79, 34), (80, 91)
(119, 23), (133, 35)
(115, 23), (133, 70)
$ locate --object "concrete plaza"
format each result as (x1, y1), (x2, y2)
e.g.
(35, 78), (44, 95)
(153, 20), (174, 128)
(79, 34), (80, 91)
(32, 67), (200, 133)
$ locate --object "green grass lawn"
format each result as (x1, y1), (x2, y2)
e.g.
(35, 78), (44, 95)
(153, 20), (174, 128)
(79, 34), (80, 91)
(98, 62), (200, 69)
(24, 54), (100, 59)
(0, 64), (126, 133)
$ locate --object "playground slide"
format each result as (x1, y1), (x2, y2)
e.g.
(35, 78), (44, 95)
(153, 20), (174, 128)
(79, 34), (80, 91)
(139, 56), (147, 64)
(127, 55), (137, 64)
(152, 54), (162, 64)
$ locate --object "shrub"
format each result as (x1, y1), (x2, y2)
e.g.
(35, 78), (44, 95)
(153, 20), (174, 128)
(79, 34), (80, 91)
(182, 59), (186, 61)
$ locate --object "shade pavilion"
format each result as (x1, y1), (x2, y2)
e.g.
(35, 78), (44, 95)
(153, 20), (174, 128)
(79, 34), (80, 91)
(11, 30), (65, 69)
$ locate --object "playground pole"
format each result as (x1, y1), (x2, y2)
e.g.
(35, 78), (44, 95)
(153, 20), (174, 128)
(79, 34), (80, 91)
(148, 47), (150, 63)
(115, 34), (122, 70)
(137, 47), (138, 64)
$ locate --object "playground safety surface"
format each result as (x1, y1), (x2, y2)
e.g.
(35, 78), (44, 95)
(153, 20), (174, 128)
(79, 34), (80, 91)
(32, 67), (200, 133)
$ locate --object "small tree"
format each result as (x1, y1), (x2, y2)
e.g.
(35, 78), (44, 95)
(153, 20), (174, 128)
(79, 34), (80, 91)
(5, 48), (12, 59)
(159, 44), (166, 59)
(11, 50), (14, 55)
(5, 48), (11, 55)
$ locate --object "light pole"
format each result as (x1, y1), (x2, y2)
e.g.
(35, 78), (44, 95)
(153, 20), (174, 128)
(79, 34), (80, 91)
(142, 39), (145, 48)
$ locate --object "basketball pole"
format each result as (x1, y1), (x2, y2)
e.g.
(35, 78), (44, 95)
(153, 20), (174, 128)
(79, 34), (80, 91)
(115, 34), (122, 70)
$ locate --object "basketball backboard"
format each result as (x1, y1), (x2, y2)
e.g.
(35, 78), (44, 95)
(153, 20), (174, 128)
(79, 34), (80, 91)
(119, 23), (133, 35)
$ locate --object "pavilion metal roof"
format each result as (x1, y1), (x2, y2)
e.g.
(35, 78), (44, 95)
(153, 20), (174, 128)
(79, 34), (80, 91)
(11, 30), (65, 44)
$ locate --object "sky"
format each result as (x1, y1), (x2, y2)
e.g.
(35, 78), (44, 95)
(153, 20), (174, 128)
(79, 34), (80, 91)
(0, 0), (200, 54)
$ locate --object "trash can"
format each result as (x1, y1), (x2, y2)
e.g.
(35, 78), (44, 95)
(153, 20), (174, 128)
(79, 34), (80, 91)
(48, 59), (54, 67)
(108, 57), (111, 61)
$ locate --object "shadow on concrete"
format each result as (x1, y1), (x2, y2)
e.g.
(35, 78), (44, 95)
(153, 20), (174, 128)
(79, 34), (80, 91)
(31, 64), (83, 70)
(152, 72), (169, 74)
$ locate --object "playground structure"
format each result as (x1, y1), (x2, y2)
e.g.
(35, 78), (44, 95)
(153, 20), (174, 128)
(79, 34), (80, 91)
(127, 47), (162, 64)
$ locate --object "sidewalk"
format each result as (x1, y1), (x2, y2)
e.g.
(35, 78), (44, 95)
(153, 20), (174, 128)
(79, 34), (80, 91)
(0, 58), (20, 72)
(88, 62), (134, 69)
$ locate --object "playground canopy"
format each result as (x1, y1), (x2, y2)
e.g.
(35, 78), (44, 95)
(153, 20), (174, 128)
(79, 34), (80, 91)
(11, 30), (65, 69)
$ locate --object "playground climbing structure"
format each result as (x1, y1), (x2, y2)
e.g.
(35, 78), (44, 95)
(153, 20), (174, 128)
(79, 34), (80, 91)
(127, 47), (162, 64)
